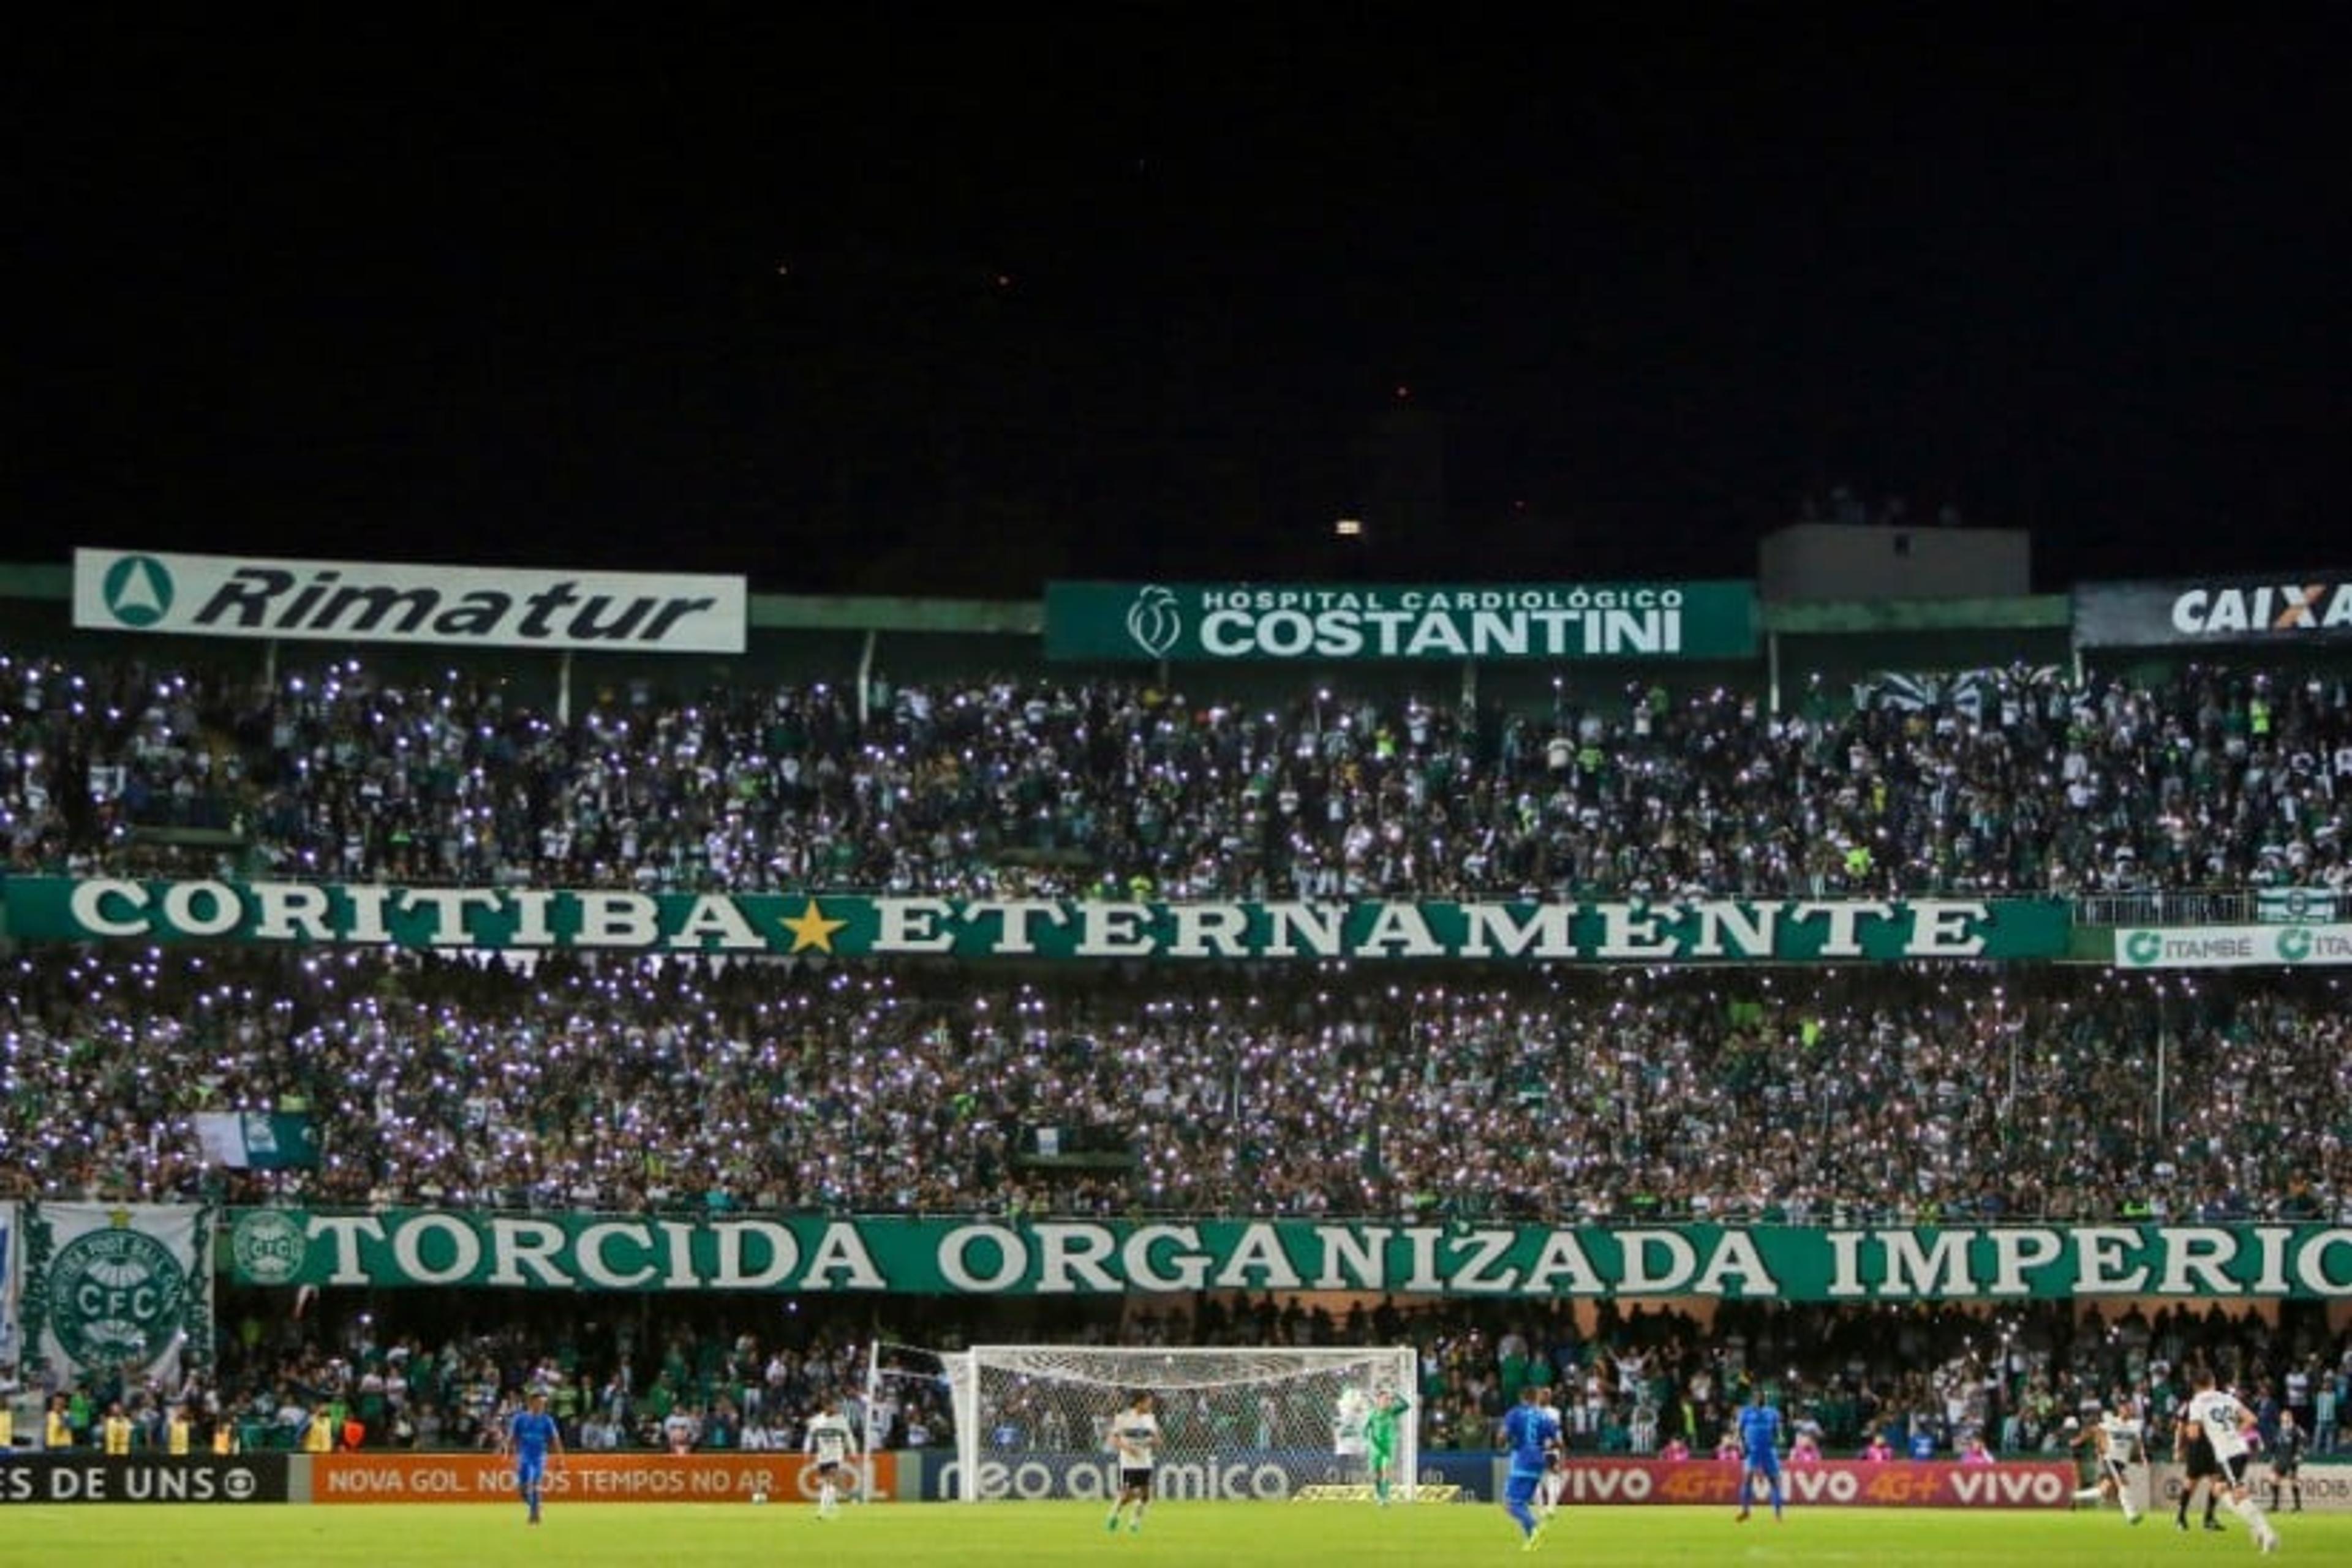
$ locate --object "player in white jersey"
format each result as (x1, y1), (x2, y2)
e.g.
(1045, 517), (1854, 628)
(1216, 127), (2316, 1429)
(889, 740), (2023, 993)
(1106, 1392), (1161, 1535)
(804, 1396), (860, 1520)
(2068, 1400), (2145, 1524)
(2185, 1370), (2280, 1554)
(1335, 1384), (1371, 1485)
(1537, 1385), (1569, 1517)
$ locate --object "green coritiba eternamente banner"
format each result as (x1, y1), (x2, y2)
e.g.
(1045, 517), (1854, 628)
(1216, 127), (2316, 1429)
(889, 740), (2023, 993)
(0, 878), (2071, 963)
(222, 1211), (2352, 1300)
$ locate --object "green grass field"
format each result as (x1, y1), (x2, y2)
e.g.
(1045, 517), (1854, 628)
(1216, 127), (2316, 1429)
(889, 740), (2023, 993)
(0, 1500), (2335, 1567)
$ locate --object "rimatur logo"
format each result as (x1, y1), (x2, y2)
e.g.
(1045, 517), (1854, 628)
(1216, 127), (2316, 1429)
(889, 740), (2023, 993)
(100, 554), (175, 627)
(74, 548), (748, 654)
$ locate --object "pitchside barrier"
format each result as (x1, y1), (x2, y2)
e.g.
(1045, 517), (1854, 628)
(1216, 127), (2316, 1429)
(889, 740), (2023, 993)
(2151, 1461), (2352, 1513)
(0, 1453), (893, 1506)
(1545, 1458), (2079, 1510)
(0, 1450), (2117, 1509)
(1, 1454), (291, 1505)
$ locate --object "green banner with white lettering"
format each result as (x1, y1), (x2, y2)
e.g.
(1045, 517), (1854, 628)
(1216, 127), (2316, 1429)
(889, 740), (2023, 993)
(1044, 580), (1758, 662)
(0, 878), (2068, 962)
(224, 1210), (2352, 1300)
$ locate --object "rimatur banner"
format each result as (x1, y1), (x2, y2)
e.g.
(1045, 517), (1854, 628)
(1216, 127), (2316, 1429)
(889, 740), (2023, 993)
(72, 547), (747, 654)
(303, 1451), (896, 1505)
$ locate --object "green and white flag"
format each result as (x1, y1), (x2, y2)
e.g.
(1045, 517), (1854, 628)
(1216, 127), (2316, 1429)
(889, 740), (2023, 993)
(0, 1201), (18, 1369)
(2258, 887), (2339, 924)
(194, 1112), (319, 1169)
(23, 1204), (209, 1384)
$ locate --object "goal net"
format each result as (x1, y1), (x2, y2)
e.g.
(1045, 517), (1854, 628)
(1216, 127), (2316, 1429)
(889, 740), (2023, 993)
(944, 1345), (1418, 1503)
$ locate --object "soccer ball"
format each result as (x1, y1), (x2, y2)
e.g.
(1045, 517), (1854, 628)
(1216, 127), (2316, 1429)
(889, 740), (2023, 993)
(750, 1490), (767, 1505)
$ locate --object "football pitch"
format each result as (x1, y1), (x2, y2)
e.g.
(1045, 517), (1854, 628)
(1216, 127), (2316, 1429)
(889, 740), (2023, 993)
(0, 1501), (2336, 1567)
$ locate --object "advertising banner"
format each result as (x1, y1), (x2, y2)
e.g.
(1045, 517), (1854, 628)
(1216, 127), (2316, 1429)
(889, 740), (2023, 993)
(2152, 1461), (2352, 1513)
(225, 1209), (2352, 1301)
(1547, 1458), (2078, 1509)
(21, 1204), (209, 1386)
(2115, 925), (2352, 969)
(303, 1450), (894, 1505)
(1044, 581), (1758, 662)
(921, 1449), (1355, 1502)
(2073, 575), (2352, 648)
(0, 1455), (289, 1506)
(72, 547), (747, 654)
(2, 877), (2072, 965)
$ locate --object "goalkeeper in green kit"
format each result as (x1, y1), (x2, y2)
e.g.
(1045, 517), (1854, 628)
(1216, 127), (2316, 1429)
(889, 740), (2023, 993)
(1365, 1386), (1412, 1506)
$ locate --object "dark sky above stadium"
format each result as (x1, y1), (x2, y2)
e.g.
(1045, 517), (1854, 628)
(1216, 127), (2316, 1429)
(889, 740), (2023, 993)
(9, 9), (2345, 597)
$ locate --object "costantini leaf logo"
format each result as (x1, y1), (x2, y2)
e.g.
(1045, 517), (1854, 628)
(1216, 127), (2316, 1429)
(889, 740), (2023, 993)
(2277, 926), (2313, 963)
(2124, 930), (2162, 966)
(100, 554), (175, 627)
(1125, 585), (1182, 657)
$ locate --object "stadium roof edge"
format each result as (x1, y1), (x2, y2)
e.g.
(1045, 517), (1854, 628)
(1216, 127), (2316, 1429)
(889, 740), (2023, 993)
(0, 560), (2070, 638)
(1761, 594), (2070, 633)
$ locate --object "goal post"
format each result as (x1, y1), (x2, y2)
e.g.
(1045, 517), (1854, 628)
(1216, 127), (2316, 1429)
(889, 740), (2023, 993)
(863, 1340), (959, 1503)
(945, 1345), (1419, 1504)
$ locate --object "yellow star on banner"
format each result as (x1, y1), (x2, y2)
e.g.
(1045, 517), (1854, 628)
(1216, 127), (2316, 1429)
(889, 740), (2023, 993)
(779, 898), (847, 954)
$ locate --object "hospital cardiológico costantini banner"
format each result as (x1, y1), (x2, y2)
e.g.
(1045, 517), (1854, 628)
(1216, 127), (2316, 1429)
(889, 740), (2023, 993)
(1044, 581), (1757, 662)
(72, 547), (747, 654)
(0, 878), (2070, 963)
(223, 1210), (2352, 1300)
(2073, 573), (2352, 648)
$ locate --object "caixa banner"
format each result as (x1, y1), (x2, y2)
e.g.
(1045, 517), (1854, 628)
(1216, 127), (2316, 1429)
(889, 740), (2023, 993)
(0, 1455), (289, 1505)
(2073, 575), (2352, 648)
(1549, 1458), (2078, 1509)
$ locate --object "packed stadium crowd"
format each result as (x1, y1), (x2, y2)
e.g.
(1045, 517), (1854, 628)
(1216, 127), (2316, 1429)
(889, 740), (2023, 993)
(4, 652), (2351, 900)
(6, 647), (2352, 1468)
(3, 953), (2348, 1223)
(13, 1289), (2352, 1464)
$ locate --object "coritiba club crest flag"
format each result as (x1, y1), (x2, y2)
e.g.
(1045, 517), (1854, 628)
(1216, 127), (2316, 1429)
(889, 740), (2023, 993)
(21, 1204), (211, 1385)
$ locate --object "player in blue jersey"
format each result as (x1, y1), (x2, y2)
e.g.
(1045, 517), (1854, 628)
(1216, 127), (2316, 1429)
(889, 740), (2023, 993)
(1501, 1385), (1563, 1550)
(502, 1389), (566, 1526)
(1735, 1385), (1784, 1523)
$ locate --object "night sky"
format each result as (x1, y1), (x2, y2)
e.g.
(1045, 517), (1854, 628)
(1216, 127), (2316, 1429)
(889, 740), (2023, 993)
(8, 10), (2345, 595)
